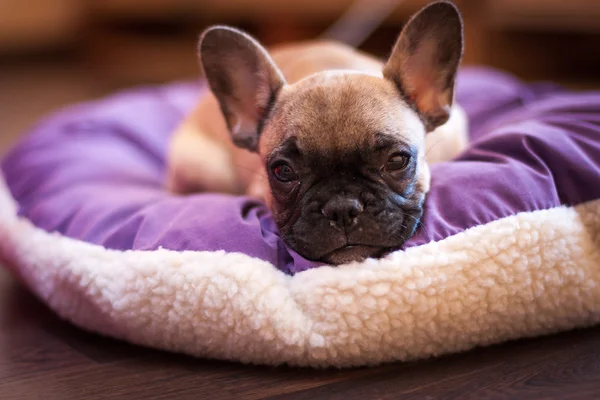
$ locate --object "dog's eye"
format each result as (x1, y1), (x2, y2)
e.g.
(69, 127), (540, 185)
(271, 162), (298, 183)
(384, 153), (410, 174)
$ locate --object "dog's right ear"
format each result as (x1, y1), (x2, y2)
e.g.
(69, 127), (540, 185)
(199, 26), (286, 152)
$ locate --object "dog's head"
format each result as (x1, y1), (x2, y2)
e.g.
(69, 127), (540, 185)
(199, 1), (463, 264)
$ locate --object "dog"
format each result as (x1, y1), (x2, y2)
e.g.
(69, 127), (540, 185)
(167, 1), (468, 265)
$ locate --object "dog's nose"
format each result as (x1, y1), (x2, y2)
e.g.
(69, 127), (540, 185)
(321, 196), (364, 227)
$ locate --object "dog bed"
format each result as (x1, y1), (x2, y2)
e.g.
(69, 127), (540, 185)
(1, 67), (600, 367)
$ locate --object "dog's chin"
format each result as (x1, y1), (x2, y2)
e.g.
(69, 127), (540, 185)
(319, 245), (385, 265)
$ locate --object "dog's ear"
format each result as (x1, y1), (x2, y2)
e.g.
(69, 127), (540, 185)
(199, 26), (286, 152)
(383, 1), (463, 131)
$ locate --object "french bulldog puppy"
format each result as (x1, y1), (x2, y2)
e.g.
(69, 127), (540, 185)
(167, 1), (468, 264)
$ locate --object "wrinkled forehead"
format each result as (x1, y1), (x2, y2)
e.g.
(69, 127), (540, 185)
(260, 72), (424, 157)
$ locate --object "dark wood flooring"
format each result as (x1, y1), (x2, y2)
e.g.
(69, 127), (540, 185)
(2, 62), (600, 400)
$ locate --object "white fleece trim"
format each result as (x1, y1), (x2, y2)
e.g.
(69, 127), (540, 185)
(1, 176), (599, 367)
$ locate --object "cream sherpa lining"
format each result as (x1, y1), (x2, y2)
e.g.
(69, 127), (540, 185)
(1, 175), (599, 368)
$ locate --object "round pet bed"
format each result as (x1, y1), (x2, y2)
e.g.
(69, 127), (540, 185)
(1, 67), (599, 367)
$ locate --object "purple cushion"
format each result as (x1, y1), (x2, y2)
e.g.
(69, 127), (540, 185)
(3, 68), (600, 275)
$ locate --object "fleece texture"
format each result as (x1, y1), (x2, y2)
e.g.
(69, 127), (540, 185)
(1, 177), (600, 367)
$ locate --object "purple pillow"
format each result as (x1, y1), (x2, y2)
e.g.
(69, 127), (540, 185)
(2, 67), (600, 274)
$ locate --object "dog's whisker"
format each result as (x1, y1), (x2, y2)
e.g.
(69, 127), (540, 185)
(406, 213), (429, 237)
(417, 221), (430, 237)
(424, 137), (448, 158)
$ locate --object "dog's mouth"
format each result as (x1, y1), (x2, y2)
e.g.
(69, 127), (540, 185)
(320, 244), (386, 265)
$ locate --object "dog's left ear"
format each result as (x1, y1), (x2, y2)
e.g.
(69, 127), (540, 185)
(199, 26), (286, 152)
(383, 1), (464, 131)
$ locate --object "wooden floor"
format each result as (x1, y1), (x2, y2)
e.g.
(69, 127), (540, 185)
(2, 62), (600, 400)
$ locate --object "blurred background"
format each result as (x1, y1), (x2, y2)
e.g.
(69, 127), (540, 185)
(1, 0), (599, 153)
